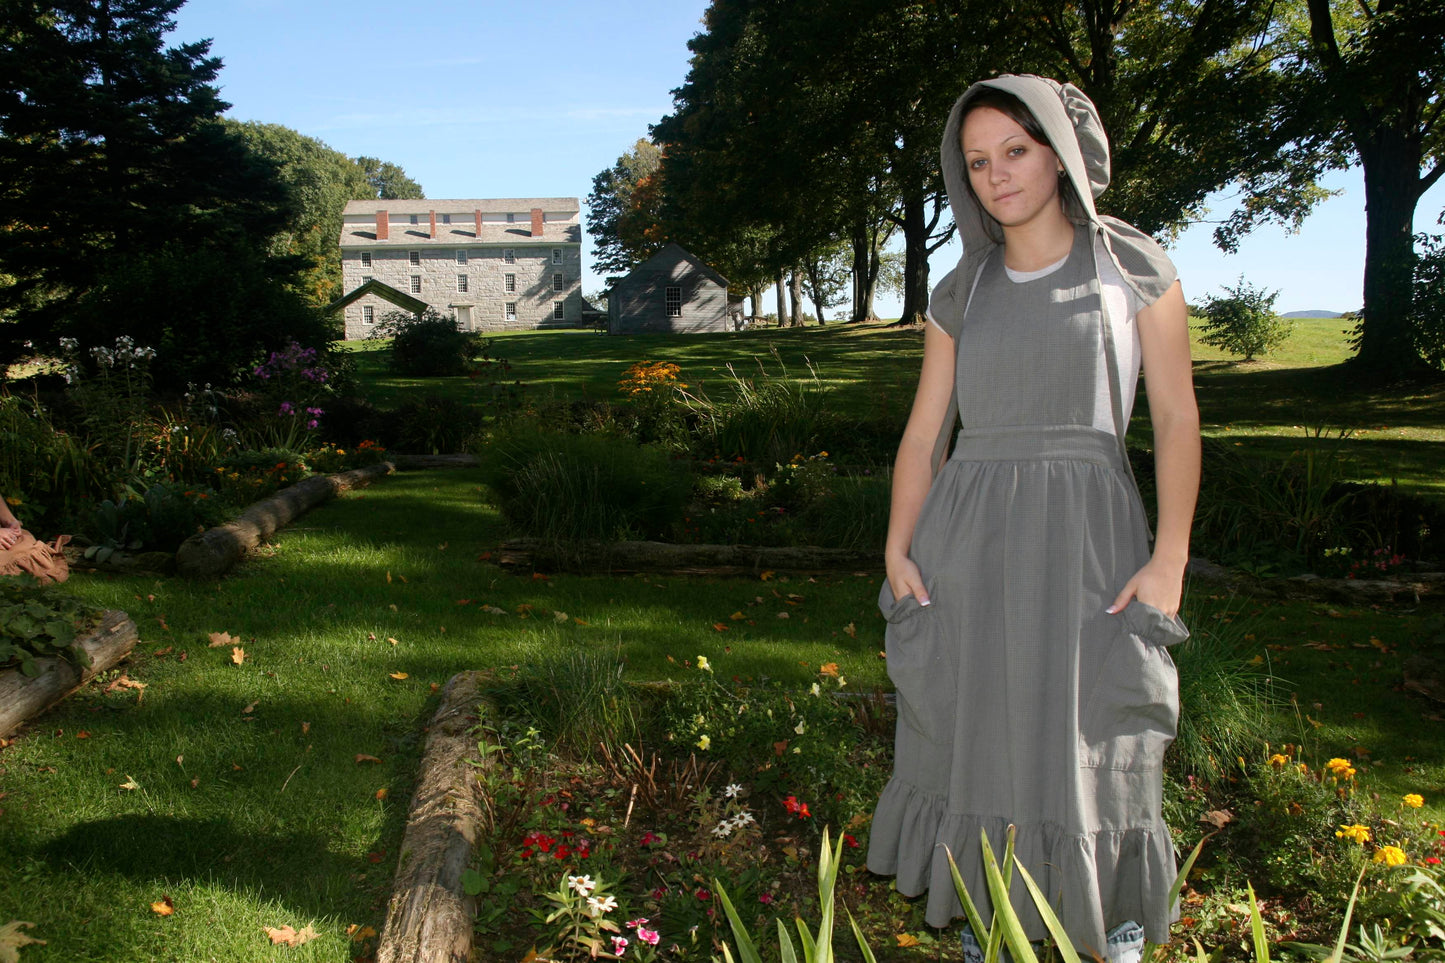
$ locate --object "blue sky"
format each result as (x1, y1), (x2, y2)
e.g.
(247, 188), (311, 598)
(174, 0), (1444, 317)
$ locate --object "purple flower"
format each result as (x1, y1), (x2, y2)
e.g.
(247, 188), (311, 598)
(307, 419), (319, 429)
(278, 402), (294, 415)
(306, 406), (324, 416)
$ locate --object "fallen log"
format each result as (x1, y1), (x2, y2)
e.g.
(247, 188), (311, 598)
(496, 538), (879, 576)
(0, 610), (139, 738)
(376, 670), (491, 963)
(175, 462), (394, 579)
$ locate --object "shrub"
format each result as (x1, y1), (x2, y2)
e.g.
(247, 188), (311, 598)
(0, 393), (101, 532)
(1198, 277), (1291, 361)
(370, 309), (481, 376)
(478, 428), (691, 543)
(0, 577), (101, 677)
(382, 395), (485, 453)
(684, 351), (844, 466)
(85, 481), (228, 557)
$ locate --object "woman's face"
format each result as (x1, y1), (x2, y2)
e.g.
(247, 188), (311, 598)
(960, 106), (1063, 231)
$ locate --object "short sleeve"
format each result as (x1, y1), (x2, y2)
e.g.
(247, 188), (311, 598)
(927, 265), (964, 339)
(1097, 216), (1178, 306)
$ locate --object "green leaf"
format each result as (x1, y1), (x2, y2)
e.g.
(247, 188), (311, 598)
(980, 828), (1036, 963)
(846, 907), (880, 963)
(713, 878), (764, 963)
(1247, 883), (1269, 963)
(778, 918), (799, 963)
(1011, 857), (1082, 963)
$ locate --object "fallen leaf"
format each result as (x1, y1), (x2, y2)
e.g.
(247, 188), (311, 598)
(1200, 809), (1234, 829)
(896, 933), (921, 948)
(843, 622), (857, 638)
(230, 646), (245, 665)
(208, 631), (235, 648)
(355, 754), (382, 764)
(437, 542), (448, 551)
(375, 788), (388, 800)
(776, 611), (790, 619)
(712, 623), (729, 632)
(554, 611), (569, 623)
(119, 775), (141, 791)
(385, 637), (399, 646)
(729, 611), (745, 621)
(301, 722), (310, 735)
(531, 572), (550, 581)
(241, 702), (257, 714)
(454, 599), (472, 605)
(189, 778), (199, 788)
(819, 662), (840, 677)
(482, 605), (507, 615)
(389, 672), (408, 680)
(572, 617), (589, 626)
(175, 755), (183, 766)
(429, 682), (439, 692)
(75, 730), (90, 739)
(104, 674), (147, 694)
(0, 920), (47, 956)
(150, 895), (175, 916)
(386, 571), (392, 584)
(153, 646), (172, 656)
(388, 604), (398, 612)
(760, 570), (774, 581)
(347, 924), (377, 942)
(264, 924), (320, 947)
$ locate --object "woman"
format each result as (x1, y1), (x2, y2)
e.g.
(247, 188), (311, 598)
(865, 75), (1200, 963)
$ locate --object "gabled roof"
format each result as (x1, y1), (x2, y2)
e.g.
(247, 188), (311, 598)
(325, 278), (429, 316)
(340, 223), (582, 247)
(626, 243), (729, 287)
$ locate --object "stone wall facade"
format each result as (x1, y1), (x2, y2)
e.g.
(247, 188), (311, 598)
(337, 198), (583, 341)
(608, 243), (731, 335)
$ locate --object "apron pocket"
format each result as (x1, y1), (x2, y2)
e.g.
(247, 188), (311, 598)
(1121, 600), (1190, 647)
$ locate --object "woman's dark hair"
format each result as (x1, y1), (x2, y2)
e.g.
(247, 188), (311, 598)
(960, 87), (1050, 147)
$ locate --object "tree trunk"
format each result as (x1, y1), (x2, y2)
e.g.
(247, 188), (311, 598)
(0, 610), (138, 738)
(851, 225), (881, 323)
(774, 274), (786, 325)
(788, 269), (804, 326)
(1352, 136), (1427, 378)
(898, 188), (931, 325)
(804, 257), (828, 326)
(375, 670), (491, 963)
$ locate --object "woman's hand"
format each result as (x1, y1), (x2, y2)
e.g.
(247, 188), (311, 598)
(886, 555), (931, 607)
(0, 521), (22, 551)
(1107, 556), (1184, 617)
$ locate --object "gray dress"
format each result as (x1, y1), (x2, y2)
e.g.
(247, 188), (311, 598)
(866, 225), (1187, 955)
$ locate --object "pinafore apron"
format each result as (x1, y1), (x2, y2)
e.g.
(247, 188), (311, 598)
(866, 225), (1187, 954)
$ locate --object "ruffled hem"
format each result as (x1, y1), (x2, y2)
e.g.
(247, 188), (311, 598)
(866, 779), (1179, 951)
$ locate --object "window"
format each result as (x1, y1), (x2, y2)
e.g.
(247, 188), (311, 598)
(553, 302), (565, 321)
(552, 273), (564, 292)
(442, 213), (451, 224)
(363, 305), (374, 324)
(410, 275), (422, 294)
(455, 250), (467, 265)
(409, 214), (419, 225)
(362, 275), (373, 284)
(665, 286), (682, 318)
(360, 251), (372, 268)
(408, 250), (420, 267)
(552, 249), (562, 264)
(505, 302), (517, 320)
(505, 273), (516, 293)
(456, 274), (468, 293)
(503, 249), (516, 264)
(506, 212), (516, 223)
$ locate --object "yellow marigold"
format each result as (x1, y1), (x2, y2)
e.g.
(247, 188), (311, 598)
(1373, 845), (1407, 866)
(1336, 824), (1371, 845)
(1403, 794), (1425, 809)
(1325, 758), (1357, 781)
(4, 496), (20, 507)
(696, 734), (711, 751)
(1267, 753), (1290, 769)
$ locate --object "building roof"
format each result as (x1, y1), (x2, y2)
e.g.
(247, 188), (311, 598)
(342, 198), (579, 216)
(340, 223), (582, 247)
(625, 243), (729, 288)
(325, 278), (430, 316)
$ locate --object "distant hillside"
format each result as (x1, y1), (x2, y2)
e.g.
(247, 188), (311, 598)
(1281, 309), (1343, 319)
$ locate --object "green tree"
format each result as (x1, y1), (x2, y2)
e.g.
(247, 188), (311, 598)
(0, 0), (324, 383)
(1294, 0), (1445, 377)
(585, 138), (664, 277)
(354, 155), (425, 200)
(1199, 277), (1291, 361)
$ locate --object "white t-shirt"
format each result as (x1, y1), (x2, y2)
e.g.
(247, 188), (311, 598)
(928, 236), (1143, 435)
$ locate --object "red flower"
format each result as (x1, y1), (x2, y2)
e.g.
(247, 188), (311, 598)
(844, 834), (860, 849)
(1426, 857), (1442, 865)
(759, 892), (774, 904)
(639, 831), (661, 847)
(554, 845), (572, 859)
(696, 888), (712, 901)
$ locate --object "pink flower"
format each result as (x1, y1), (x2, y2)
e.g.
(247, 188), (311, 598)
(759, 892), (774, 904)
(650, 886), (667, 901)
(625, 918), (649, 930)
(636, 927), (660, 946)
(639, 831), (661, 847)
(611, 935), (629, 956)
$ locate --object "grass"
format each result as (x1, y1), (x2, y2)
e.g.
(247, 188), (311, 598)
(344, 318), (1445, 495)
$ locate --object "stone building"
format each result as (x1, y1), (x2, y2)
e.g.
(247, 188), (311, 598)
(337, 198), (583, 340)
(608, 243), (731, 334)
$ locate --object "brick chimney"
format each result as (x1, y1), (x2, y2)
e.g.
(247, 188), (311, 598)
(375, 210), (389, 241)
(530, 208), (544, 238)
(474, 209), (483, 238)
(428, 210), (437, 238)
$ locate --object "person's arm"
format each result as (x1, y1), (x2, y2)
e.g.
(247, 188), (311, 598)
(0, 497), (22, 550)
(1108, 280), (1200, 617)
(885, 323), (958, 604)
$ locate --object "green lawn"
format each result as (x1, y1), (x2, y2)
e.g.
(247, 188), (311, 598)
(347, 318), (1445, 494)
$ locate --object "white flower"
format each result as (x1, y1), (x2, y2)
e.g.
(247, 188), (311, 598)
(794, 720), (806, 735)
(694, 714), (706, 727)
(723, 783), (742, 798)
(696, 655), (712, 672)
(711, 821), (733, 839)
(810, 682), (821, 697)
(567, 874), (596, 896)
(586, 894), (618, 917)
(836, 675), (847, 688)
